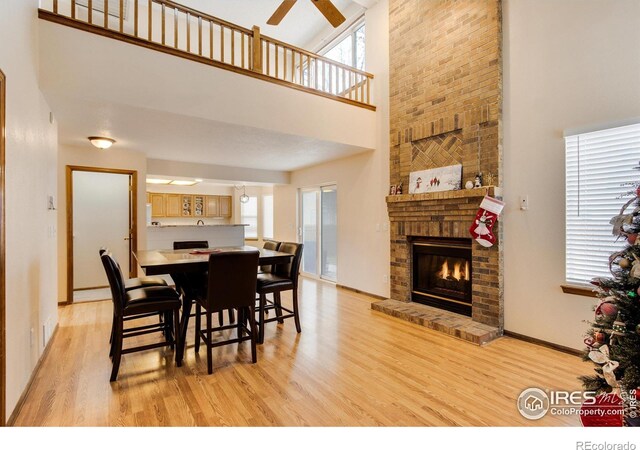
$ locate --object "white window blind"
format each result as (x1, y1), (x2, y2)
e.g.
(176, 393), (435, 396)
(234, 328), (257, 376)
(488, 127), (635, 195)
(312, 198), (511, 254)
(565, 122), (640, 285)
(241, 196), (258, 239)
(263, 195), (274, 240)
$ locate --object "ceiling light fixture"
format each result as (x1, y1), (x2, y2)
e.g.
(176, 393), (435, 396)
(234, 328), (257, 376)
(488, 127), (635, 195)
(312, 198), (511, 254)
(235, 185), (250, 203)
(146, 178), (172, 185)
(169, 180), (199, 186)
(88, 136), (116, 149)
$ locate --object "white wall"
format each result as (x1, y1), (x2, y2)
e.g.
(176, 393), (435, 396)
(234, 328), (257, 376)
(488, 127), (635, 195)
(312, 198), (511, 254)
(57, 144), (148, 302)
(0, 0), (59, 420)
(274, 0), (390, 297)
(503, 0), (640, 349)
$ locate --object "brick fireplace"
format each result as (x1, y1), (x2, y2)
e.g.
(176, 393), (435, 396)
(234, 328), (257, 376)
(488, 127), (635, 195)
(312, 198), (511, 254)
(372, 0), (504, 344)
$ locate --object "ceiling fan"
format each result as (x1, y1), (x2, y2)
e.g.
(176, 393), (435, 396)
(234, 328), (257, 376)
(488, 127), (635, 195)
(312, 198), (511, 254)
(267, 0), (346, 28)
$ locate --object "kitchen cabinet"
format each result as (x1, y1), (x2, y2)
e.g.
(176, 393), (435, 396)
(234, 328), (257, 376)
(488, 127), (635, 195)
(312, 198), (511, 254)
(205, 195), (219, 217)
(219, 196), (232, 218)
(181, 195), (193, 217)
(149, 193), (165, 217)
(193, 195), (205, 217)
(165, 194), (182, 217)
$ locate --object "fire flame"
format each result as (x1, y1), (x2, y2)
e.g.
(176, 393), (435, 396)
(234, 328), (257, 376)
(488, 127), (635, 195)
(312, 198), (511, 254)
(440, 259), (470, 281)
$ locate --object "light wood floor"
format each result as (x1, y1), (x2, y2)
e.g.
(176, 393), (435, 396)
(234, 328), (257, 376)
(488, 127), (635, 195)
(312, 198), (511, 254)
(13, 278), (588, 426)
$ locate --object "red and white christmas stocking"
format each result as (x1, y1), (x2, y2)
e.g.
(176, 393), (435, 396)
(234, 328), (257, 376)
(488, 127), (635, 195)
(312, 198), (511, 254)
(469, 196), (505, 247)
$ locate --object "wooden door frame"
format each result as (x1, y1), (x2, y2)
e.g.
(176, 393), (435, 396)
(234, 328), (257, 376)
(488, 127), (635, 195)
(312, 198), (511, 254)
(66, 166), (138, 304)
(0, 69), (7, 426)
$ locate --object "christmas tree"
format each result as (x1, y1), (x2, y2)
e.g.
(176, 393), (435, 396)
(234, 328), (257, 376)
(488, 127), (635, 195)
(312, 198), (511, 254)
(581, 168), (640, 425)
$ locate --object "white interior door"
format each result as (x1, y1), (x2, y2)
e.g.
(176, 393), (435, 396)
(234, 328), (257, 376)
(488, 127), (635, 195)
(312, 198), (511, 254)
(73, 171), (131, 290)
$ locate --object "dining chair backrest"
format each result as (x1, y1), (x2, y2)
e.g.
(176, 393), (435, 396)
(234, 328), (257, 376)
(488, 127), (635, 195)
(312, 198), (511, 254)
(100, 251), (127, 317)
(260, 240), (281, 273)
(99, 247), (107, 256)
(273, 242), (304, 288)
(173, 240), (208, 250)
(205, 250), (259, 313)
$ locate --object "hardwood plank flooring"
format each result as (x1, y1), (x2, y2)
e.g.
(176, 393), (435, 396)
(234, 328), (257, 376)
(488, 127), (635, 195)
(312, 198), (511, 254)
(12, 278), (588, 426)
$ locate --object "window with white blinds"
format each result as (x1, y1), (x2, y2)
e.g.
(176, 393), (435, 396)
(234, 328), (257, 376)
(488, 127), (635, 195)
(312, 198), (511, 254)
(565, 122), (640, 285)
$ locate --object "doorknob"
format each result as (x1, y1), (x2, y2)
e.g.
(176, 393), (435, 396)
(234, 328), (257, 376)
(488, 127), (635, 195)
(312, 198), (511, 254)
(124, 237), (131, 241)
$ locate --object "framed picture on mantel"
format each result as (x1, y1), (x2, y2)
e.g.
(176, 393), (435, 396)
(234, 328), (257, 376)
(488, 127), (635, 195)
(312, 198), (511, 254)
(409, 164), (462, 194)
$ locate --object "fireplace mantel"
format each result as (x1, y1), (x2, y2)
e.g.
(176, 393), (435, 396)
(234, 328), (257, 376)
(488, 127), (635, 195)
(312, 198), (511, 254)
(386, 186), (501, 204)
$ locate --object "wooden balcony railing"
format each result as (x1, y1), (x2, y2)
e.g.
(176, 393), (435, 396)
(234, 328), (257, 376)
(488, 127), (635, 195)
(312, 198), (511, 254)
(39, 0), (375, 110)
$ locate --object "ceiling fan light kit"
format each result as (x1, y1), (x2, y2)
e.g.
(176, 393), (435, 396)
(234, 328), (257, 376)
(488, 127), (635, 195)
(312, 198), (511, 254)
(267, 0), (346, 28)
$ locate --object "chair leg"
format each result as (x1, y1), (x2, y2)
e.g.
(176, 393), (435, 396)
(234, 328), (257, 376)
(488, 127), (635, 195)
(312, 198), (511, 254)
(166, 311), (175, 350)
(247, 306), (258, 363)
(110, 318), (124, 382)
(274, 292), (284, 324)
(293, 288), (301, 333)
(195, 303), (201, 354)
(228, 308), (235, 324)
(109, 313), (116, 358)
(173, 308), (181, 359)
(218, 311), (224, 327)
(206, 311), (213, 374)
(258, 292), (266, 344)
(237, 308), (244, 341)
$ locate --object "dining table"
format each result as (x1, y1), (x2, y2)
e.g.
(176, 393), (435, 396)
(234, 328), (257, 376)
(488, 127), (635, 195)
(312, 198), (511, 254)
(133, 245), (294, 365)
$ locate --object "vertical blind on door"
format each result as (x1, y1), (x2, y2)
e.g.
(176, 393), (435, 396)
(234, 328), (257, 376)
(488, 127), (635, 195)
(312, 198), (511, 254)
(565, 122), (640, 285)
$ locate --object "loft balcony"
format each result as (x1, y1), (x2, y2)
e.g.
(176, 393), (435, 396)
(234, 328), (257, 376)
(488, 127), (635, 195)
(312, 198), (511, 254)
(38, 0), (375, 110)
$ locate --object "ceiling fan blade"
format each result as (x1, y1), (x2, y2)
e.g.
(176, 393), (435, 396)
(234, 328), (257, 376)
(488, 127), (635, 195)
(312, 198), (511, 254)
(311, 0), (346, 28)
(267, 0), (297, 25)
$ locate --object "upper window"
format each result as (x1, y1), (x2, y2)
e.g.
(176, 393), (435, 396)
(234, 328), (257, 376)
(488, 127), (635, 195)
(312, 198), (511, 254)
(565, 122), (640, 285)
(320, 20), (365, 71)
(240, 196), (258, 239)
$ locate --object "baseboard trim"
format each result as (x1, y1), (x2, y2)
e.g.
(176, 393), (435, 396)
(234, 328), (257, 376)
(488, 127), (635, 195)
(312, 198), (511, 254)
(504, 330), (582, 357)
(336, 284), (387, 301)
(6, 323), (59, 426)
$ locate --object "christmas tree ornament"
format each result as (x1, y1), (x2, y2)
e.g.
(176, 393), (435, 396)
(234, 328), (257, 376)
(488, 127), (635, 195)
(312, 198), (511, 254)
(588, 345), (620, 388)
(596, 301), (618, 318)
(628, 290), (638, 298)
(595, 330), (607, 344)
(611, 315), (627, 337)
(468, 195), (505, 248)
(584, 336), (596, 348)
(628, 233), (638, 245)
(635, 324), (640, 335)
(619, 258), (632, 269)
(630, 258), (640, 278)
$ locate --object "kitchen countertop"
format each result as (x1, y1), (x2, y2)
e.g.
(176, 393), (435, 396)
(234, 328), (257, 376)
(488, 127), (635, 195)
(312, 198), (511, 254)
(148, 224), (249, 228)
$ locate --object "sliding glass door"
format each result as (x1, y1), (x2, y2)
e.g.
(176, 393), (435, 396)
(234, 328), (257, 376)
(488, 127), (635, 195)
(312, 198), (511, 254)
(300, 185), (337, 281)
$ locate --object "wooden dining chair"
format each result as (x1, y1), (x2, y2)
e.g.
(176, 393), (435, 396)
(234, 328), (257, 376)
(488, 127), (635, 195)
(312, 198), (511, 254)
(101, 251), (181, 381)
(194, 250), (260, 374)
(172, 241), (235, 345)
(259, 240), (281, 274)
(255, 242), (303, 344)
(100, 247), (169, 350)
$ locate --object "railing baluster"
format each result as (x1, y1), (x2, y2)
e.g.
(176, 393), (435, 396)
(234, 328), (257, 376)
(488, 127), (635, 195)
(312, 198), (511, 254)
(198, 17), (203, 56)
(307, 55), (311, 87)
(366, 77), (370, 104)
(210, 21), (214, 59)
(119, 0), (123, 32)
(161, 4), (165, 45)
(88, 0), (93, 24)
(283, 48), (287, 81)
(174, 9), (179, 48)
(241, 32), (245, 68)
(231, 29), (235, 66)
(71, 0), (76, 19)
(53, 0), (58, 14)
(186, 12), (191, 53)
(105, 0), (109, 28)
(134, 0), (138, 36)
(360, 74), (364, 103)
(147, 0), (151, 40)
(266, 41), (270, 76)
(275, 44), (279, 79)
(315, 59), (318, 89)
(291, 51), (295, 82)
(299, 52), (303, 85)
(220, 25), (225, 63)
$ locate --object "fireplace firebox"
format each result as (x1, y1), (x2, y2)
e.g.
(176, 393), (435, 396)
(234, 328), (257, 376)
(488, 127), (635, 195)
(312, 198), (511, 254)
(411, 237), (472, 316)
